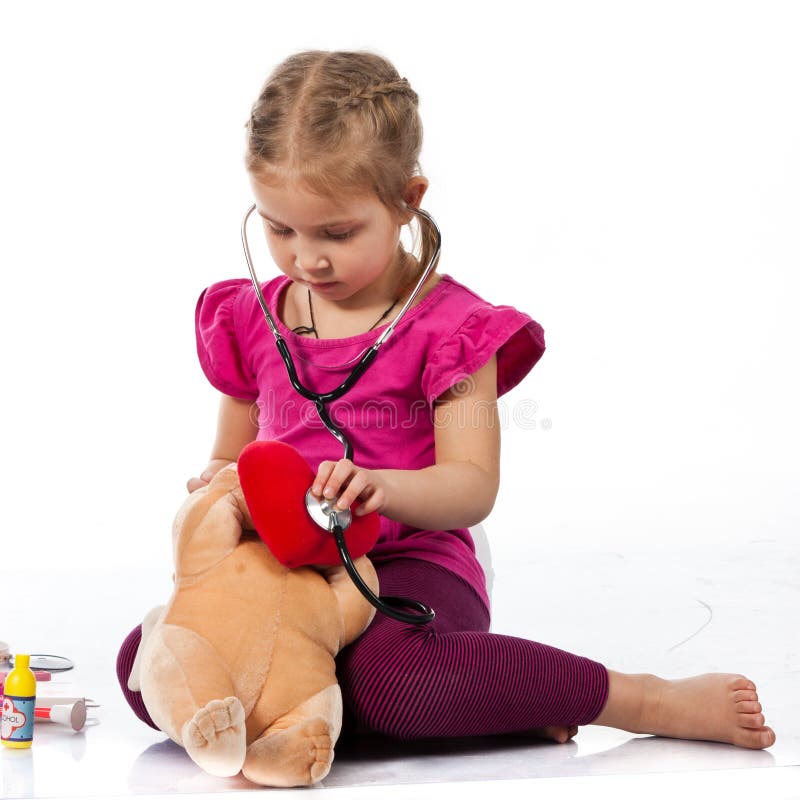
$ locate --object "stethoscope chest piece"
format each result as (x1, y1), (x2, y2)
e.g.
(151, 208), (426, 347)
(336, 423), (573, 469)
(305, 488), (352, 533)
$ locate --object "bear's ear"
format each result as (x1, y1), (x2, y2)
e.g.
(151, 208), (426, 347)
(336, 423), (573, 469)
(237, 441), (380, 568)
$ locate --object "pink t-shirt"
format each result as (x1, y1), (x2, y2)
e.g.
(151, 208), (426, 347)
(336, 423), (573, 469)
(195, 273), (546, 610)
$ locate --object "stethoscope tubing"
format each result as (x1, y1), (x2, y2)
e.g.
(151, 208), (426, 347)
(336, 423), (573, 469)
(241, 203), (441, 625)
(331, 518), (435, 624)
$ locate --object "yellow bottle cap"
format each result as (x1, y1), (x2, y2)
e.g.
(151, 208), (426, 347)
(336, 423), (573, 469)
(14, 654), (30, 669)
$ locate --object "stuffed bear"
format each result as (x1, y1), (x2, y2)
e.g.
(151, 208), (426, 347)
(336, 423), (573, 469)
(127, 450), (379, 787)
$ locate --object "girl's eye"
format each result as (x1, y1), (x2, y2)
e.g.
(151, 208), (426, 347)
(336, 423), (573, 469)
(267, 226), (354, 241)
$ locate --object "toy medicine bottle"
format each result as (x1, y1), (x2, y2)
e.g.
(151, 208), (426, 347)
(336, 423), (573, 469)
(2, 654), (37, 748)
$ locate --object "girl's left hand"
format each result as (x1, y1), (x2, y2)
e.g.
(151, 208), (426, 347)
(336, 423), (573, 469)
(312, 458), (388, 517)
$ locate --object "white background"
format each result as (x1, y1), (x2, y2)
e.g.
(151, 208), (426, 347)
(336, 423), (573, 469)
(1, 0), (797, 571)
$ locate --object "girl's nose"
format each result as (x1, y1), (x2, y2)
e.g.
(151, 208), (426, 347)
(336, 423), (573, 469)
(295, 250), (332, 278)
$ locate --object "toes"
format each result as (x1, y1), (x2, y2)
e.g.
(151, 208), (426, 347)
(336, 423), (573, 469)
(548, 726), (569, 743)
(528, 726), (574, 743)
(729, 675), (757, 693)
(548, 725), (576, 743)
(735, 700), (762, 714)
(733, 689), (757, 703)
(555, 725), (579, 742)
(738, 712), (766, 729)
(735, 725), (776, 750)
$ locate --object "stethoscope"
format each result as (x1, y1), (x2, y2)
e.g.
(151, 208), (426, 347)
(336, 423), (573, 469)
(241, 203), (440, 625)
(1, 643), (74, 673)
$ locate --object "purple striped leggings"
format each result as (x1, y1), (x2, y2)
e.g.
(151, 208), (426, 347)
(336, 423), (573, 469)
(116, 558), (609, 740)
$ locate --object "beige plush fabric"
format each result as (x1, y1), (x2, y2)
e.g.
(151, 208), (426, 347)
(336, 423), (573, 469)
(134, 464), (377, 786)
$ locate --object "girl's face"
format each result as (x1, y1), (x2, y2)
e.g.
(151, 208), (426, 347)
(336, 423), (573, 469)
(248, 176), (407, 307)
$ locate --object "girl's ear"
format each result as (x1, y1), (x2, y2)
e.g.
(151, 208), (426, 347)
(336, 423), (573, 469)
(399, 176), (429, 223)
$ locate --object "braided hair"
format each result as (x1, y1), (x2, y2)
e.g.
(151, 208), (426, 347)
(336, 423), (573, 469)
(245, 51), (437, 293)
(334, 77), (418, 109)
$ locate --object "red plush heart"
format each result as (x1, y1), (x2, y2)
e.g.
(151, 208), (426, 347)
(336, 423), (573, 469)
(237, 440), (380, 568)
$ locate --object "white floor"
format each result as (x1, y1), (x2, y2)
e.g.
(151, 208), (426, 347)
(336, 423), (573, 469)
(2, 540), (798, 799)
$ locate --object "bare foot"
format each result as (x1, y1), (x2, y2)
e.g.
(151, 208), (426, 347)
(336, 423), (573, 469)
(646, 673), (776, 749)
(529, 724), (579, 743)
(593, 670), (776, 750)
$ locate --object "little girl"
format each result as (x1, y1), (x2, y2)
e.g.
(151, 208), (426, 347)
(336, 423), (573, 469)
(118, 49), (775, 750)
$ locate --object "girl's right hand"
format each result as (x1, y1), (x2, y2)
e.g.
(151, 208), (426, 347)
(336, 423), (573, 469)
(186, 458), (236, 493)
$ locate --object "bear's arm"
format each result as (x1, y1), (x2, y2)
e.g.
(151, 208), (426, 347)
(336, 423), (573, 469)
(318, 558), (378, 648)
(173, 464), (247, 577)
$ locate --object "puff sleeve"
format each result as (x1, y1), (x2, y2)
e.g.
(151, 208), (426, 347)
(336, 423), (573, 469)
(195, 278), (259, 400)
(421, 305), (546, 405)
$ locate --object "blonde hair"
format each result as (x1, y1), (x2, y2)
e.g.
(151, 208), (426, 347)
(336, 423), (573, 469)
(244, 50), (438, 294)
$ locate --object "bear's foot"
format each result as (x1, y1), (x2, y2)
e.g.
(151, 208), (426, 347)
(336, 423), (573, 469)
(242, 716), (334, 787)
(181, 696), (246, 777)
